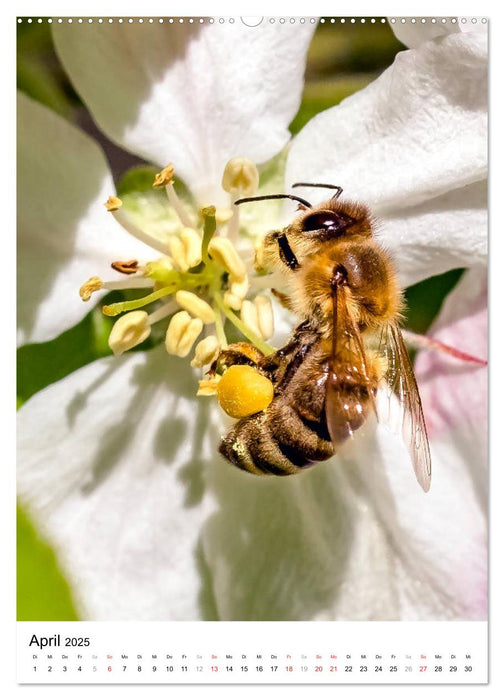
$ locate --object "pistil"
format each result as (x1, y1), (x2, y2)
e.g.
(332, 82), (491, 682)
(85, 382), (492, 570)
(81, 158), (277, 379)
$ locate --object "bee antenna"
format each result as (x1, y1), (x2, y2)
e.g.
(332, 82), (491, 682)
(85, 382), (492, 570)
(234, 194), (312, 208)
(292, 182), (343, 200)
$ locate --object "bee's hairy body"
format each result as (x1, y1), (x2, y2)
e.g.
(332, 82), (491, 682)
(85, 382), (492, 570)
(219, 322), (377, 475)
(218, 196), (404, 476)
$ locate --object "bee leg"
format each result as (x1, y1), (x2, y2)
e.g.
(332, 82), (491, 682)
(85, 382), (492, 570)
(209, 342), (266, 375)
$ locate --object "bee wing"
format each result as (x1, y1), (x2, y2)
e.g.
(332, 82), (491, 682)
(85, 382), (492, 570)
(377, 323), (432, 492)
(325, 280), (377, 446)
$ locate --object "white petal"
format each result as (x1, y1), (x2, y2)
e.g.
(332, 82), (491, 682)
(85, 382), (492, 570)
(391, 17), (488, 49)
(202, 415), (485, 620)
(201, 276), (486, 620)
(286, 32), (487, 215)
(53, 21), (315, 205)
(17, 92), (155, 345)
(378, 180), (487, 287)
(17, 346), (218, 620)
(416, 268), (487, 503)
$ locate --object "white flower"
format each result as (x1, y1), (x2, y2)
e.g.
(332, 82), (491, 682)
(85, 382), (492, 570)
(17, 20), (487, 621)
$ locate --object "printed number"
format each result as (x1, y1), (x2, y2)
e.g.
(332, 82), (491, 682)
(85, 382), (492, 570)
(315, 666), (323, 672)
(256, 666), (263, 672)
(152, 666), (157, 672)
(137, 666), (142, 672)
(166, 666), (174, 672)
(435, 666), (442, 672)
(48, 666), (52, 672)
(241, 666), (248, 672)
(420, 666), (427, 672)
(465, 666), (473, 672)
(375, 666), (382, 672)
(65, 637), (90, 647)
(390, 666), (397, 672)
(360, 666), (367, 672)
(345, 666), (352, 672)
(450, 666), (457, 672)
(270, 666), (278, 672)
(108, 666), (112, 672)
(330, 666), (338, 672)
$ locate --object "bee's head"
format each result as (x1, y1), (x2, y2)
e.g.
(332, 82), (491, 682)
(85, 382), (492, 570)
(236, 184), (373, 273)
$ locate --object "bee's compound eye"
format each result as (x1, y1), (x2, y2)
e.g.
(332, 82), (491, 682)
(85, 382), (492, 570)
(301, 210), (351, 234)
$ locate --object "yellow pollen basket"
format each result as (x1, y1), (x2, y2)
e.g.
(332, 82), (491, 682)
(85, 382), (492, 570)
(216, 365), (274, 419)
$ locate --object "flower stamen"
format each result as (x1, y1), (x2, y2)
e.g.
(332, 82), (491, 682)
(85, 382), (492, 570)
(89, 160), (276, 379)
(79, 276), (103, 301)
(222, 158), (259, 197)
(180, 227), (203, 269)
(197, 376), (221, 396)
(153, 163), (194, 228)
(106, 199), (171, 255)
(111, 260), (139, 275)
(208, 237), (246, 280)
(191, 335), (220, 368)
(224, 274), (249, 310)
(165, 310), (203, 357)
(147, 301), (178, 325)
(175, 290), (215, 324)
(213, 292), (274, 356)
(105, 195), (122, 212)
(108, 310), (151, 355)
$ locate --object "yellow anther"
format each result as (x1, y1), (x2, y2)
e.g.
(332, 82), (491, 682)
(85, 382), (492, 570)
(216, 365), (274, 418)
(255, 295), (274, 341)
(191, 335), (220, 368)
(197, 375), (221, 396)
(79, 276), (103, 302)
(224, 274), (249, 310)
(221, 157), (259, 197)
(153, 163), (175, 188)
(223, 292), (243, 310)
(165, 311), (203, 358)
(180, 227), (202, 269)
(214, 207), (234, 225)
(175, 290), (215, 324)
(208, 237), (246, 280)
(167, 235), (189, 271)
(104, 195), (123, 212)
(108, 310), (150, 356)
(230, 274), (249, 299)
(241, 299), (261, 338)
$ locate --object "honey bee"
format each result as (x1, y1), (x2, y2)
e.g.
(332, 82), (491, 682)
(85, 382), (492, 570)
(214, 183), (431, 492)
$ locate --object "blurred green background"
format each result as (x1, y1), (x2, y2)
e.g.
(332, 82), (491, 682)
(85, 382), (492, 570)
(16, 18), (463, 620)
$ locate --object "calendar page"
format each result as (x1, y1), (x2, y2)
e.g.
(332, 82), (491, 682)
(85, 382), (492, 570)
(16, 11), (489, 688)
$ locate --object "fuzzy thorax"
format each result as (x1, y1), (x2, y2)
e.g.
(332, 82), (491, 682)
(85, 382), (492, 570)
(290, 238), (403, 331)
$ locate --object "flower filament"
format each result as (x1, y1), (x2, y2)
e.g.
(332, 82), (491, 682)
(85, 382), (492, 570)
(79, 160), (276, 373)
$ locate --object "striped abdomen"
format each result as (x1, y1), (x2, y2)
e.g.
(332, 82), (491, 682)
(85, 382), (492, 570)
(219, 341), (372, 476)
